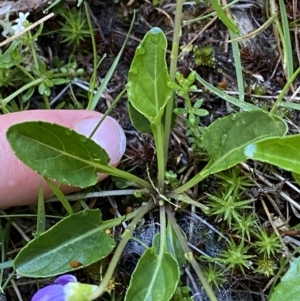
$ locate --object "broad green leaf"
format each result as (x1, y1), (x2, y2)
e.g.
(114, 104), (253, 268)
(269, 257), (300, 301)
(165, 223), (186, 269)
(128, 101), (176, 133)
(244, 135), (300, 174)
(202, 110), (287, 175)
(127, 27), (171, 125)
(14, 209), (115, 277)
(125, 248), (179, 301)
(6, 121), (109, 188)
(153, 223), (186, 270)
(128, 101), (151, 132)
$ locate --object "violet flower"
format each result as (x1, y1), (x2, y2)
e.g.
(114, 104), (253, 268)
(32, 274), (98, 301)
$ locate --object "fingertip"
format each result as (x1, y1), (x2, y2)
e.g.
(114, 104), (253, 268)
(74, 116), (126, 164)
(0, 110), (126, 207)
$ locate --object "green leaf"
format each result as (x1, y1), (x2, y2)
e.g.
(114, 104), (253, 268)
(127, 27), (171, 124)
(210, 0), (239, 33)
(44, 78), (54, 88)
(292, 172), (300, 185)
(269, 257), (300, 301)
(196, 73), (258, 111)
(35, 184), (46, 238)
(6, 121), (109, 188)
(128, 101), (151, 133)
(202, 110), (287, 174)
(38, 82), (46, 95)
(87, 10), (136, 110)
(153, 223), (186, 270)
(45, 178), (73, 215)
(0, 53), (13, 68)
(51, 78), (68, 85)
(125, 247), (179, 301)
(244, 135), (300, 174)
(14, 209), (115, 277)
(21, 86), (35, 103)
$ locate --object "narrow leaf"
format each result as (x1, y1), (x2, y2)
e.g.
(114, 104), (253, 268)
(202, 110), (287, 174)
(210, 0), (238, 33)
(244, 135), (300, 174)
(196, 73), (258, 111)
(87, 10), (136, 110)
(125, 248), (179, 301)
(45, 178), (73, 215)
(14, 209), (115, 277)
(6, 122), (109, 188)
(127, 27), (171, 124)
(35, 183), (45, 237)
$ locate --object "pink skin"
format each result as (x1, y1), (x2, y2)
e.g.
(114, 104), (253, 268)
(0, 110), (126, 208)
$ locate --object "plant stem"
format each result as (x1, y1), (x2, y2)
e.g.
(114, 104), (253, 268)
(87, 201), (156, 300)
(28, 31), (39, 70)
(89, 88), (126, 139)
(171, 167), (211, 195)
(167, 192), (209, 212)
(270, 66), (300, 114)
(0, 78), (43, 106)
(15, 63), (35, 80)
(43, 94), (51, 109)
(151, 123), (166, 190)
(86, 11), (136, 111)
(166, 206), (218, 301)
(84, 1), (98, 105)
(159, 204), (167, 255)
(164, 0), (183, 162)
(96, 164), (153, 191)
(102, 205), (152, 229)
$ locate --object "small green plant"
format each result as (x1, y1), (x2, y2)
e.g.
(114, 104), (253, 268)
(169, 70), (209, 150)
(217, 238), (255, 274)
(171, 281), (193, 301)
(253, 228), (282, 258)
(206, 185), (253, 228)
(4, 1), (300, 300)
(255, 257), (278, 277)
(202, 263), (226, 289)
(193, 45), (215, 67)
(231, 211), (257, 240)
(58, 7), (91, 47)
(0, 13), (85, 111)
(215, 166), (254, 193)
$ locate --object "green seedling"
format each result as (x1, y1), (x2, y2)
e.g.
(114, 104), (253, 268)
(254, 228), (282, 259)
(3, 1), (300, 299)
(58, 7), (91, 47)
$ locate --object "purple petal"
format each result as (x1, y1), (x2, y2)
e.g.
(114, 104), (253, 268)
(31, 284), (65, 301)
(55, 275), (77, 286)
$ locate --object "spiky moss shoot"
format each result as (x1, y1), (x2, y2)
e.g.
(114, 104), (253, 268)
(193, 45), (215, 67)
